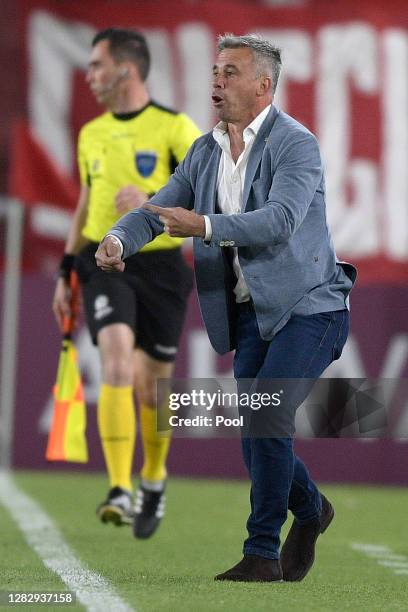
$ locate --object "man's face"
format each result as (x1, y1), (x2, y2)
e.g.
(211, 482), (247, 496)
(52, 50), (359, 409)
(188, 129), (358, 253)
(212, 47), (261, 123)
(86, 40), (122, 105)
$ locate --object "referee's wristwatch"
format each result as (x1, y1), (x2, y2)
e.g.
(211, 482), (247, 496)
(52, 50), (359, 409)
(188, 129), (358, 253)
(58, 253), (76, 280)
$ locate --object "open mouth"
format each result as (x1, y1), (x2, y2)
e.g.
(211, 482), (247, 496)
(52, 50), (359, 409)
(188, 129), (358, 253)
(212, 94), (223, 105)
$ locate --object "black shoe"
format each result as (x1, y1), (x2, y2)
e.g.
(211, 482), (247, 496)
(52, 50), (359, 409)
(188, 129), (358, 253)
(214, 555), (283, 582)
(280, 493), (334, 582)
(96, 486), (133, 526)
(133, 484), (166, 539)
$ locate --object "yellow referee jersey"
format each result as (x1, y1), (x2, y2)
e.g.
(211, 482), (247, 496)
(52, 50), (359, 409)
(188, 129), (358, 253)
(78, 101), (201, 251)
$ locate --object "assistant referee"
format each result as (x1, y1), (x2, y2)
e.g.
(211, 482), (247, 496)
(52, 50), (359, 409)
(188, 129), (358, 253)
(52, 28), (200, 538)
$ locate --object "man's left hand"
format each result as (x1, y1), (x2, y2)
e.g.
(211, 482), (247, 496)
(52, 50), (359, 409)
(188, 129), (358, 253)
(142, 203), (206, 238)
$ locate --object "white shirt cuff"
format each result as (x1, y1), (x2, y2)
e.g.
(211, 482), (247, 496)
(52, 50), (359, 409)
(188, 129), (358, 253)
(203, 216), (213, 242)
(105, 234), (124, 257)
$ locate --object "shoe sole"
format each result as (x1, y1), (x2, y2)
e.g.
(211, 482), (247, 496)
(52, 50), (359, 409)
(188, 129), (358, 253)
(97, 504), (132, 526)
(133, 517), (161, 539)
(214, 574), (283, 582)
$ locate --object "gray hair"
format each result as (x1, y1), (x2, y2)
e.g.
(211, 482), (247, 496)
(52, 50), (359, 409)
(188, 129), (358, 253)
(217, 33), (282, 93)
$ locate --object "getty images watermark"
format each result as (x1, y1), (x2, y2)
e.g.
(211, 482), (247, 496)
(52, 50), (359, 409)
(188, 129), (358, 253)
(156, 378), (408, 439)
(168, 387), (283, 428)
(157, 378), (302, 437)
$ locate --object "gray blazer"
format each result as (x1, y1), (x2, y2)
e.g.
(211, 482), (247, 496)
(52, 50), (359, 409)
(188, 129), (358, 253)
(110, 105), (356, 354)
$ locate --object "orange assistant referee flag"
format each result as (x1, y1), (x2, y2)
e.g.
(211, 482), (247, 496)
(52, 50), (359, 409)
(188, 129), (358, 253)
(46, 271), (88, 463)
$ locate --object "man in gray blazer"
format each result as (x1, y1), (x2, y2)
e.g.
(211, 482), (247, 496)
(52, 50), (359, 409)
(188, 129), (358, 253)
(96, 33), (356, 582)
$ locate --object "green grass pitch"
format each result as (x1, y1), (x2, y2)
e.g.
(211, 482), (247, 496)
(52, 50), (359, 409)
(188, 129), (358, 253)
(1, 472), (408, 611)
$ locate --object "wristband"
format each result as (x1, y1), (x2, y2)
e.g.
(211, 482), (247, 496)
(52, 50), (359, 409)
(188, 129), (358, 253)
(58, 253), (76, 280)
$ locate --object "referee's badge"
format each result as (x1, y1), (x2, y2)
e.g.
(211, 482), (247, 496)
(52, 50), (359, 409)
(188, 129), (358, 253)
(135, 151), (157, 177)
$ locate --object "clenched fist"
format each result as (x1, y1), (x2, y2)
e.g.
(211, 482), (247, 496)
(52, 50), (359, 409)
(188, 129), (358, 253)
(115, 185), (149, 214)
(95, 235), (125, 272)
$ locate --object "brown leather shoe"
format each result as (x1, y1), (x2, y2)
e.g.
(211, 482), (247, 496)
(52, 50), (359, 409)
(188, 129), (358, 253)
(280, 494), (334, 582)
(214, 554), (283, 582)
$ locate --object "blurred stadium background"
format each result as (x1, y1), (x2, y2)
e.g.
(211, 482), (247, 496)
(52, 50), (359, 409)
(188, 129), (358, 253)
(0, 1), (408, 608)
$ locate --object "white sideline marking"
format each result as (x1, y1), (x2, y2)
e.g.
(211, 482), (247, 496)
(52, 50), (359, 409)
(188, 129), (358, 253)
(352, 544), (389, 553)
(0, 472), (135, 612)
(351, 542), (408, 578)
(367, 553), (406, 560)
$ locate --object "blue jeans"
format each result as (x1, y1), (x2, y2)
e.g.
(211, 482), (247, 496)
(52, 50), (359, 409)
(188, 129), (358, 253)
(233, 303), (349, 560)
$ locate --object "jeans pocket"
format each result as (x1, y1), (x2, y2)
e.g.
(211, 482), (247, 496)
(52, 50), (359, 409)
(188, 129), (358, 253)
(332, 310), (349, 361)
(314, 312), (335, 349)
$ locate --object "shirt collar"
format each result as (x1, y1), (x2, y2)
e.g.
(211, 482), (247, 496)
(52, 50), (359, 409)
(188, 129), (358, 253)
(213, 104), (272, 143)
(245, 104), (272, 137)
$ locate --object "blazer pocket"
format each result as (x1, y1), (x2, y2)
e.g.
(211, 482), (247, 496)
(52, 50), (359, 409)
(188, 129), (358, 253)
(246, 275), (283, 309)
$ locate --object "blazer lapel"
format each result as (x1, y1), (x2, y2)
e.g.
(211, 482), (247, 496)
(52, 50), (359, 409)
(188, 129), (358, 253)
(195, 140), (221, 215)
(242, 105), (279, 209)
(209, 145), (222, 214)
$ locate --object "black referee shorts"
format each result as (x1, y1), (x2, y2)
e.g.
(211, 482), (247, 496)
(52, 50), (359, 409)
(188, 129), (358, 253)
(75, 243), (194, 362)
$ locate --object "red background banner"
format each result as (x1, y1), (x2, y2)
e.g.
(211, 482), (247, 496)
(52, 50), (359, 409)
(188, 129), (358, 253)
(9, 0), (408, 283)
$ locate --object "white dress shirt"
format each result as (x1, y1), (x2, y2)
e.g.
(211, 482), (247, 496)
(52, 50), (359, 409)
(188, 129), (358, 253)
(204, 104), (271, 303)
